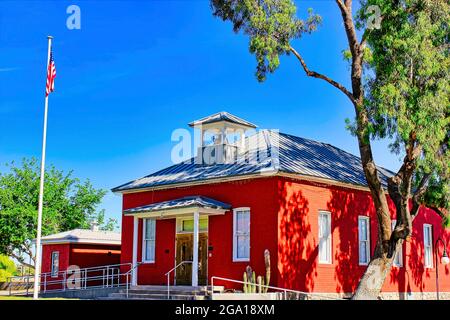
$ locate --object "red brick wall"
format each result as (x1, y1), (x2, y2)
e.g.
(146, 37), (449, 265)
(276, 176), (450, 294)
(120, 175), (449, 294)
(120, 177), (279, 287)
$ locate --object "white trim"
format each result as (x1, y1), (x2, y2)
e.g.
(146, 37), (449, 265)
(423, 224), (433, 269)
(40, 239), (121, 246)
(192, 209), (199, 286)
(142, 218), (156, 264)
(50, 251), (59, 278)
(232, 207), (251, 262)
(358, 216), (370, 266)
(132, 216), (138, 286)
(318, 211), (332, 264)
(124, 206), (227, 218)
(391, 220), (403, 267)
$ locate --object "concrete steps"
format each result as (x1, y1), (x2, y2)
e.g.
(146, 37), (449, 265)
(100, 285), (224, 300)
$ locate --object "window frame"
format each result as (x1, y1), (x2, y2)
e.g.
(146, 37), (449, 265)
(358, 216), (371, 266)
(423, 224), (433, 269)
(142, 218), (156, 264)
(391, 220), (403, 267)
(233, 207), (251, 262)
(51, 251), (59, 278)
(318, 211), (332, 264)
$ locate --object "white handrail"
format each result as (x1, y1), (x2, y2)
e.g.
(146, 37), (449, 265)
(8, 262), (133, 297)
(210, 276), (342, 300)
(124, 262), (143, 298)
(165, 261), (192, 299)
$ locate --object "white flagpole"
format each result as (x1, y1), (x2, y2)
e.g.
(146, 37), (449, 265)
(33, 35), (53, 300)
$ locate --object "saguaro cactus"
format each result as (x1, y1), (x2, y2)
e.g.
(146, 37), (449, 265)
(241, 250), (271, 294)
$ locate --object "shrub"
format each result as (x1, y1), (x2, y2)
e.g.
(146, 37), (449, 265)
(0, 254), (17, 282)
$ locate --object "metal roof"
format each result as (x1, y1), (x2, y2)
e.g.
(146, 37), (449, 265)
(112, 130), (394, 193)
(188, 111), (257, 128)
(39, 229), (121, 245)
(124, 196), (231, 215)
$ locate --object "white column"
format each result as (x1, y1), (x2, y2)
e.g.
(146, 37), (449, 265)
(192, 210), (199, 287)
(131, 216), (139, 286)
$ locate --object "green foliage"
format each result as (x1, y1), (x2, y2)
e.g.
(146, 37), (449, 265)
(0, 158), (117, 264)
(358, 0), (449, 214)
(0, 254), (17, 281)
(211, 0), (321, 81)
(212, 0), (449, 226)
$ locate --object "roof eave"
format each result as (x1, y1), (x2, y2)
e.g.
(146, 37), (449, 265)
(111, 170), (387, 195)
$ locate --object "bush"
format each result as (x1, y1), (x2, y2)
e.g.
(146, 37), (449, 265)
(0, 255), (17, 282)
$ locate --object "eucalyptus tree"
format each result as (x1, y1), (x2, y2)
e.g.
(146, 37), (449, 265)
(210, 0), (449, 299)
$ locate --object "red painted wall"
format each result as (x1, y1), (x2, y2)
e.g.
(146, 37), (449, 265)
(42, 243), (70, 274)
(41, 242), (121, 290)
(41, 243), (70, 290)
(121, 178), (279, 286)
(276, 176), (450, 295)
(69, 243), (121, 269)
(120, 176), (449, 295)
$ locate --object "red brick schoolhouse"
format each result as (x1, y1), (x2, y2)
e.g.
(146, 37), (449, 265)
(112, 112), (449, 299)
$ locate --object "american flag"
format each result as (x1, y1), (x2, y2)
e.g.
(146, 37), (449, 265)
(45, 49), (56, 97)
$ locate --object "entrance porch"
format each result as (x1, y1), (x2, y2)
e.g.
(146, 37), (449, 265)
(123, 196), (231, 287)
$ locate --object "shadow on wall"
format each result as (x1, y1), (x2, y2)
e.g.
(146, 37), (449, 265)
(277, 181), (317, 292)
(276, 180), (449, 295)
(326, 187), (373, 294)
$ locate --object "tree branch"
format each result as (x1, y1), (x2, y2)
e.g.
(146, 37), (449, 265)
(336, 0), (360, 58)
(289, 46), (356, 104)
(429, 206), (447, 220)
(9, 252), (35, 270)
(411, 172), (432, 218)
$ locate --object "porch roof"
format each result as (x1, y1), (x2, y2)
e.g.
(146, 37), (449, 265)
(123, 196), (231, 216)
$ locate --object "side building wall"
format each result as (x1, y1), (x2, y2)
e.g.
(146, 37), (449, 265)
(276, 176), (450, 298)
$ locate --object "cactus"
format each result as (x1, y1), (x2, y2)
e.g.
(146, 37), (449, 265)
(243, 272), (248, 293)
(257, 276), (263, 293)
(264, 249), (271, 293)
(241, 249), (271, 294)
(251, 271), (256, 293)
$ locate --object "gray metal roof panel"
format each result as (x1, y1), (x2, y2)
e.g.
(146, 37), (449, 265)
(112, 131), (394, 192)
(124, 196), (231, 214)
(188, 111), (257, 128)
(40, 229), (121, 244)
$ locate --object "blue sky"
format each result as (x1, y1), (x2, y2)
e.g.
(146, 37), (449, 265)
(0, 1), (402, 228)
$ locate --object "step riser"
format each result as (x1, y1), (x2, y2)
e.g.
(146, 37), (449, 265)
(120, 290), (209, 295)
(108, 294), (206, 300)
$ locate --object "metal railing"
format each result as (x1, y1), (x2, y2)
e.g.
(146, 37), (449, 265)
(165, 261), (192, 299)
(210, 276), (342, 300)
(7, 262), (133, 297)
(124, 262), (142, 298)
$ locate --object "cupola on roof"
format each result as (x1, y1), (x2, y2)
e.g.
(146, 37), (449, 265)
(188, 111), (257, 129)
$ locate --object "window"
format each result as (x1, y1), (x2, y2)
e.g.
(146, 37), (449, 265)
(391, 220), (403, 267)
(143, 218), (156, 263)
(233, 208), (250, 261)
(51, 251), (59, 277)
(358, 216), (370, 265)
(423, 224), (433, 268)
(177, 218), (208, 233)
(318, 211), (332, 264)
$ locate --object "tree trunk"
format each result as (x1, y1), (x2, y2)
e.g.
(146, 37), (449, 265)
(352, 242), (400, 300)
